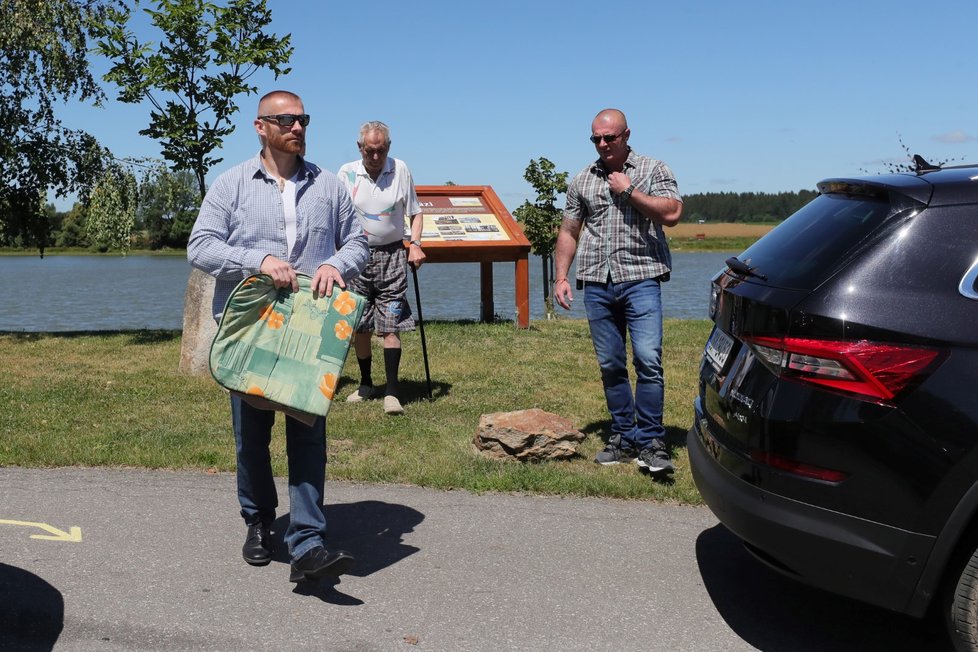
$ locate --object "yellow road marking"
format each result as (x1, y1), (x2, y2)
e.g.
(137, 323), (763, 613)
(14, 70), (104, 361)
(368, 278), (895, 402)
(0, 519), (82, 542)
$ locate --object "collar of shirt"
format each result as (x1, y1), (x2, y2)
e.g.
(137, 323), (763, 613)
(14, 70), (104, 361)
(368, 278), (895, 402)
(249, 153), (313, 184)
(589, 147), (637, 176)
(354, 157), (395, 179)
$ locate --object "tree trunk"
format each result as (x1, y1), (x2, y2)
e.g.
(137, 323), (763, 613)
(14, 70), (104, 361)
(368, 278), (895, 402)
(179, 268), (217, 375)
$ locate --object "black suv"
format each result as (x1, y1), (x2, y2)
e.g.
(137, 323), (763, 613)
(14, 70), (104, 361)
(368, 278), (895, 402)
(688, 162), (978, 649)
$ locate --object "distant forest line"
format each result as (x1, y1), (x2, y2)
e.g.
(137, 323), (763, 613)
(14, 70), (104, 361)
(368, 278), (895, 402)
(681, 189), (818, 223)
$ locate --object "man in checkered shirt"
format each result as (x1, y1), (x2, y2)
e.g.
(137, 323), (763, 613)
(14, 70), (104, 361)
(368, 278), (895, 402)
(554, 108), (683, 478)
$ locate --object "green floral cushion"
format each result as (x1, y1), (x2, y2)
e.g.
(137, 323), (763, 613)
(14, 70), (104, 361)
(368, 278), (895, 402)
(209, 274), (365, 423)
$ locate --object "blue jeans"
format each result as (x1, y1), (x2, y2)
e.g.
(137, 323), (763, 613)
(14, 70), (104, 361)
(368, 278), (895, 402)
(583, 278), (665, 451)
(230, 394), (327, 560)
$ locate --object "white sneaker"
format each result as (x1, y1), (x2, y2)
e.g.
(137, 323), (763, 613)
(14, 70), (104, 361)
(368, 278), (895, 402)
(383, 395), (404, 415)
(345, 385), (377, 403)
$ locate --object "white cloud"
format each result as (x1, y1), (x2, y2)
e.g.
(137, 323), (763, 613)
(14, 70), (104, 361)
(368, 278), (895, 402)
(933, 130), (976, 144)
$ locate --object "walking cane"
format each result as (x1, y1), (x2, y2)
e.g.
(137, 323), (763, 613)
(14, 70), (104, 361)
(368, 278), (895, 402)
(410, 262), (433, 399)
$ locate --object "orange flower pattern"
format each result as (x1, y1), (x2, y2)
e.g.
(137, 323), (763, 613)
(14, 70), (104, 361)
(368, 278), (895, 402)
(246, 385), (264, 397)
(265, 311), (284, 329)
(259, 303), (285, 329)
(319, 373), (338, 400)
(334, 319), (353, 341)
(332, 291), (356, 316)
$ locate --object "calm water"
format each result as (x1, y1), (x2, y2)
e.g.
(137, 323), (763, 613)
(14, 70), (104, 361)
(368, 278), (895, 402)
(0, 252), (729, 332)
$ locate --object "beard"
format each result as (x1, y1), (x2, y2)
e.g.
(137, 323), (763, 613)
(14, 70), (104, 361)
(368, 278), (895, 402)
(268, 131), (304, 155)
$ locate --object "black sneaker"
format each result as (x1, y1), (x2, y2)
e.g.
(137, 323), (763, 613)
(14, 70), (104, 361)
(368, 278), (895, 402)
(594, 434), (637, 465)
(636, 439), (675, 475)
(242, 522), (273, 566)
(289, 547), (356, 583)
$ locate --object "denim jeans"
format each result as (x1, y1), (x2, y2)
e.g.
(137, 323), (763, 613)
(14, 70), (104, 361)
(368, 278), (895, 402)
(230, 394), (327, 560)
(583, 278), (665, 451)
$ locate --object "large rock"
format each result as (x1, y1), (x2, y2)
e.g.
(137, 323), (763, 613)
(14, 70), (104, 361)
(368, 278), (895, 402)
(179, 268), (217, 375)
(473, 408), (584, 461)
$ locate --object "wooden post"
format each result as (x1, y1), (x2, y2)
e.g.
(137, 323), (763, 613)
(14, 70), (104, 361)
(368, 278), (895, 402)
(480, 261), (494, 322)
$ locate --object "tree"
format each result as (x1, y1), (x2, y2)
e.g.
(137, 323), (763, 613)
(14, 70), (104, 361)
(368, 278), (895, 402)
(94, 0), (294, 374)
(513, 157), (568, 319)
(0, 0), (114, 255)
(94, 0), (293, 200)
(86, 164), (138, 253)
(138, 165), (199, 249)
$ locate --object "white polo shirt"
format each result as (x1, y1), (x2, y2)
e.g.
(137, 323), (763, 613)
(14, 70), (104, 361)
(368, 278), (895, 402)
(336, 157), (421, 247)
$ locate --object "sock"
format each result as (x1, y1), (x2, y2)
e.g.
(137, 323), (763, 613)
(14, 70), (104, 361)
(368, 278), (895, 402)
(383, 348), (401, 397)
(357, 356), (372, 387)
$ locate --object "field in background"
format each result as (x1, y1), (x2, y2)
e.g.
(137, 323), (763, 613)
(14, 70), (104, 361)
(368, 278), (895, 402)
(668, 221), (776, 251)
(670, 222), (776, 239)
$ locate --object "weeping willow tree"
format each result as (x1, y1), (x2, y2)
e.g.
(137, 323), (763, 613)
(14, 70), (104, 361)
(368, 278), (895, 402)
(86, 166), (138, 254)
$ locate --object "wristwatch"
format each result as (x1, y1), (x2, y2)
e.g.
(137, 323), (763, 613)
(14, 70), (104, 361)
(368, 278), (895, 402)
(621, 184), (635, 200)
(409, 239), (423, 247)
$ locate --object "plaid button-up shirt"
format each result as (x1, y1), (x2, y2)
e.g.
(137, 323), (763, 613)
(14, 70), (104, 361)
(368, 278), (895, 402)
(563, 149), (681, 284)
(188, 154), (370, 320)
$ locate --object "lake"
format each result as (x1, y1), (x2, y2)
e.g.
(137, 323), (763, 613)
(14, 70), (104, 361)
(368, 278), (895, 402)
(0, 252), (729, 332)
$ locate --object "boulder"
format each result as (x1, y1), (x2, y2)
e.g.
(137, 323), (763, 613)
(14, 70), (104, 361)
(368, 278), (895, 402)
(473, 408), (584, 461)
(178, 268), (217, 375)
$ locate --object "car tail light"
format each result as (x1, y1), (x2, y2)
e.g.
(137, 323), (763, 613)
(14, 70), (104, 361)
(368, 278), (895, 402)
(750, 451), (849, 483)
(743, 335), (945, 403)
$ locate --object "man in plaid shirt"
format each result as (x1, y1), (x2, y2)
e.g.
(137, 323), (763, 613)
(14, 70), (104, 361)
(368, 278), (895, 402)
(554, 108), (683, 478)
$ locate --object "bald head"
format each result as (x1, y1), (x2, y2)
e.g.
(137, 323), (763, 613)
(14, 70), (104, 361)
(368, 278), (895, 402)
(258, 90), (303, 117)
(593, 108), (627, 132)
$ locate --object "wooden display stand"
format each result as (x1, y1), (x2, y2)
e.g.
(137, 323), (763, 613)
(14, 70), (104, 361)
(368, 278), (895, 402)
(412, 185), (531, 328)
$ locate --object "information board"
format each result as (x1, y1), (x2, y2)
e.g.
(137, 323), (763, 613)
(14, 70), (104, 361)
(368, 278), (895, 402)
(412, 186), (531, 327)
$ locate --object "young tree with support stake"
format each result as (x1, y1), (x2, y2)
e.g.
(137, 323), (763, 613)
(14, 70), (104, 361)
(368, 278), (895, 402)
(514, 157), (568, 319)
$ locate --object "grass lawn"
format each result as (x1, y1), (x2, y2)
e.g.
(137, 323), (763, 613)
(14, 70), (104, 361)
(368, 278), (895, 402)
(1, 318), (713, 504)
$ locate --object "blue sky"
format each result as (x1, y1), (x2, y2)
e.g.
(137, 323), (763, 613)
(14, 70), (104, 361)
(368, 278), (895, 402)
(53, 0), (978, 213)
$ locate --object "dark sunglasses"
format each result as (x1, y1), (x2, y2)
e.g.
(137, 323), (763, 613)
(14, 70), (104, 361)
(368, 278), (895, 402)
(589, 131), (624, 144)
(259, 113), (310, 127)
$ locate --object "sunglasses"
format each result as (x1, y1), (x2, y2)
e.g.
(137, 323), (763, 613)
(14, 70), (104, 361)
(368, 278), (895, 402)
(259, 114), (310, 127)
(589, 131), (624, 145)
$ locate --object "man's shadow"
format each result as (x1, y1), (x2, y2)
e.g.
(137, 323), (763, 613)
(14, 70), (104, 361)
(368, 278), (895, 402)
(271, 500), (424, 604)
(0, 563), (64, 650)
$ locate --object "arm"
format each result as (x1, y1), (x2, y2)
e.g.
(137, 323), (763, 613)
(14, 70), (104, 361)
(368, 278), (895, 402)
(187, 174), (269, 280)
(608, 171), (683, 226)
(553, 217), (582, 310)
(407, 213), (426, 269)
(402, 164), (426, 269)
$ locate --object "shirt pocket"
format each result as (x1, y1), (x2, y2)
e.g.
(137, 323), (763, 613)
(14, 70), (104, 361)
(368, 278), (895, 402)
(304, 196), (336, 232)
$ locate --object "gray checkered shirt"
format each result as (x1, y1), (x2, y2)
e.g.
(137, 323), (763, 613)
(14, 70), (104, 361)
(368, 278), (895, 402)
(563, 149), (681, 284)
(188, 154), (370, 320)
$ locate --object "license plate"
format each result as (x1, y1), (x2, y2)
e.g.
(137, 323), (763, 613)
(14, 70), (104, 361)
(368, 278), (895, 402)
(704, 328), (734, 372)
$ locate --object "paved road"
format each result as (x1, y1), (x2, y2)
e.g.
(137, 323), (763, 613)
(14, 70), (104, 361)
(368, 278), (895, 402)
(0, 468), (944, 651)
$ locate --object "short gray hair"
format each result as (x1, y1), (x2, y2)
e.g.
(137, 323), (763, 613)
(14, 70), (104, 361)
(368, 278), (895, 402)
(358, 121), (391, 146)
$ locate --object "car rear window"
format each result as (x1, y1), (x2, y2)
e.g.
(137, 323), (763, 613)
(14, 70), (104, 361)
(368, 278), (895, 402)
(734, 192), (903, 289)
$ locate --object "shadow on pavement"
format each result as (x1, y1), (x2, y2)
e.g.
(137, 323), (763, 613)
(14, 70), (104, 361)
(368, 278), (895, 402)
(0, 562), (64, 651)
(695, 525), (949, 651)
(270, 500), (425, 605)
